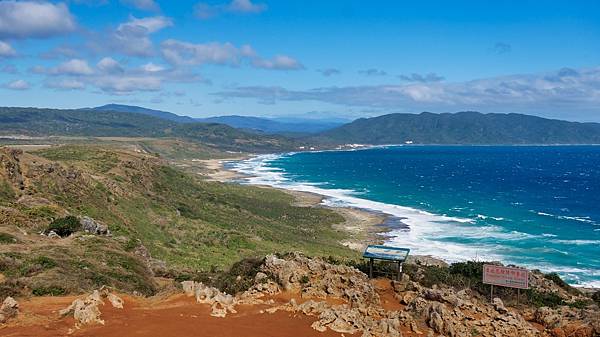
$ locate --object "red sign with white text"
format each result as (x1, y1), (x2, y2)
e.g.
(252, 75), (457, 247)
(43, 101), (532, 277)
(483, 264), (529, 289)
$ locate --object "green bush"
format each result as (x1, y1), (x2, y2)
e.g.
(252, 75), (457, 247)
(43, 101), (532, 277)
(32, 286), (66, 296)
(544, 272), (580, 295)
(526, 289), (564, 308)
(46, 216), (81, 237)
(592, 291), (600, 304)
(32, 256), (57, 269)
(0, 232), (17, 244)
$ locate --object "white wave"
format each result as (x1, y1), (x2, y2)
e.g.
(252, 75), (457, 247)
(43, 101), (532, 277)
(476, 214), (505, 221)
(229, 154), (600, 287)
(549, 239), (600, 246)
(534, 211), (597, 225)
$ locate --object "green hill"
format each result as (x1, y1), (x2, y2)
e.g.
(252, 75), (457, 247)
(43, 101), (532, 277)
(315, 111), (600, 145)
(0, 145), (352, 297)
(0, 107), (298, 153)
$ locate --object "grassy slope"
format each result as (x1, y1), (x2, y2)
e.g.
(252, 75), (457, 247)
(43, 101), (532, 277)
(0, 145), (353, 297)
(0, 107), (299, 153)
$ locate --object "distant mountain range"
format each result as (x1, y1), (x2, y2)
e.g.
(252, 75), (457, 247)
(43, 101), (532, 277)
(314, 111), (600, 145)
(0, 106), (297, 153)
(89, 104), (344, 135)
(3, 105), (600, 148)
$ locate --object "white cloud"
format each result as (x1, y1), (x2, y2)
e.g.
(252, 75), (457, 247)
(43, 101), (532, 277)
(359, 69), (387, 77)
(0, 1), (76, 39)
(120, 0), (159, 11)
(0, 41), (16, 57)
(160, 39), (304, 71)
(252, 55), (304, 70)
(161, 39), (243, 66)
(214, 67), (600, 119)
(194, 0), (266, 19)
(108, 15), (173, 57)
(34, 55), (202, 94)
(53, 59), (94, 75)
(93, 75), (162, 93)
(4, 79), (30, 90)
(97, 57), (124, 73)
(398, 73), (445, 83)
(141, 62), (165, 72)
(119, 16), (172, 33)
(227, 0), (267, 13)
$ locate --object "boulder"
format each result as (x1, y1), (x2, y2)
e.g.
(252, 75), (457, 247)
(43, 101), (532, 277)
(60, 289), (124, 327)
(181, 281), (238, 317)
(80, 216), (110, 236)
(0, 297), (19, 323)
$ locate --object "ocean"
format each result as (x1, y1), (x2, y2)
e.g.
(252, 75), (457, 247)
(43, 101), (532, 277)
(229, 146), (600, 287)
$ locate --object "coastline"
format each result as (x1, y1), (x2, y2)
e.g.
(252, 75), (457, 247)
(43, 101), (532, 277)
(201, 154), (599, 289)
(200, 156), (391, 253)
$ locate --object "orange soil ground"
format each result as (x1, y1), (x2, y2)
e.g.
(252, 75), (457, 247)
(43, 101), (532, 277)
(0, 279), (413, 337)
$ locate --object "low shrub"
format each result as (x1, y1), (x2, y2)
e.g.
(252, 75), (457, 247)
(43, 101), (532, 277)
(544, 272), (580, 295)
(46, 216), (81, 237)
(526, 289), (564, 308)
(592, 291), (600, 304)
(32, 286), (66, 296)
(0, 232), (17, 244)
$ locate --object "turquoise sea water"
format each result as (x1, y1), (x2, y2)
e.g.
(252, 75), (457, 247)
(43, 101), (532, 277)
(230, 146), (600, 287)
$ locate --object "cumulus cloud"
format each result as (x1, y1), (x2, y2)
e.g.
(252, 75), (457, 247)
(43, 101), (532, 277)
(111, 15), (173, 56)
(30, 59), (94, 76)
(0, 41), (16, 57)
(359, 68), (387, 77)
(34, 56), (202, 94)
(97, 57), (124, 73)
(228, 0), (267, 13)
(318, 68), (341, 77)
(160, 39), (302, 70)
(251, 55), (304, 70)
(194, 0), (266, 19)
(120, 0), (159, 11)
(88, 15), (173, 57)
(4, 79), (30, 90)
(0, 1), (76, 39)
(213, 67), (600, 118)
(161, 39), (243, 66)
(398, 72), (445, 83)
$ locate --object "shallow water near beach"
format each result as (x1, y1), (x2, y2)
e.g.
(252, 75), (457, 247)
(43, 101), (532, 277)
(230, 146), (600, 287)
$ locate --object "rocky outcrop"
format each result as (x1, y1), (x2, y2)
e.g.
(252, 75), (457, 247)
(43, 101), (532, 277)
(531, 306), (600, 337)
(176, 254), (600, 337)
(404, 286), (540, 337)
(60, 289), (124, 327)
(80, 216), (110, 236)
(262, 253), (380, 309)
(181, 281), (237, 317)
(0, 297), (19, 324)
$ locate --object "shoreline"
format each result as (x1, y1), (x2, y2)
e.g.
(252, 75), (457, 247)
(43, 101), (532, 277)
(201, 154), (599, 290)
(200, 156), (391, 253)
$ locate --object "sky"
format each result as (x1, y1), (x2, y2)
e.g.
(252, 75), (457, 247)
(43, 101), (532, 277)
(0, 0), (599, 121)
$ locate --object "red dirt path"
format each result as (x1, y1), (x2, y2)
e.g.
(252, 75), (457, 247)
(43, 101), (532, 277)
(0, 279), (415, 337)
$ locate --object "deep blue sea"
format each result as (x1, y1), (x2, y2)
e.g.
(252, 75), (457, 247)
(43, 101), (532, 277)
(230, 146), (600, 287)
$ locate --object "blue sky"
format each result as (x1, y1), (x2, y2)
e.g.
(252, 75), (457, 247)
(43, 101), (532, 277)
(0, 0), (599, 121)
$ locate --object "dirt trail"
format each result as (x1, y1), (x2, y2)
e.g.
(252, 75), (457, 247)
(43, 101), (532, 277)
(0, 292), (358, 337)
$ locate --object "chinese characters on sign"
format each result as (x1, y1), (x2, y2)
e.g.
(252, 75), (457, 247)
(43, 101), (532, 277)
(483, 264), (529, 289)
